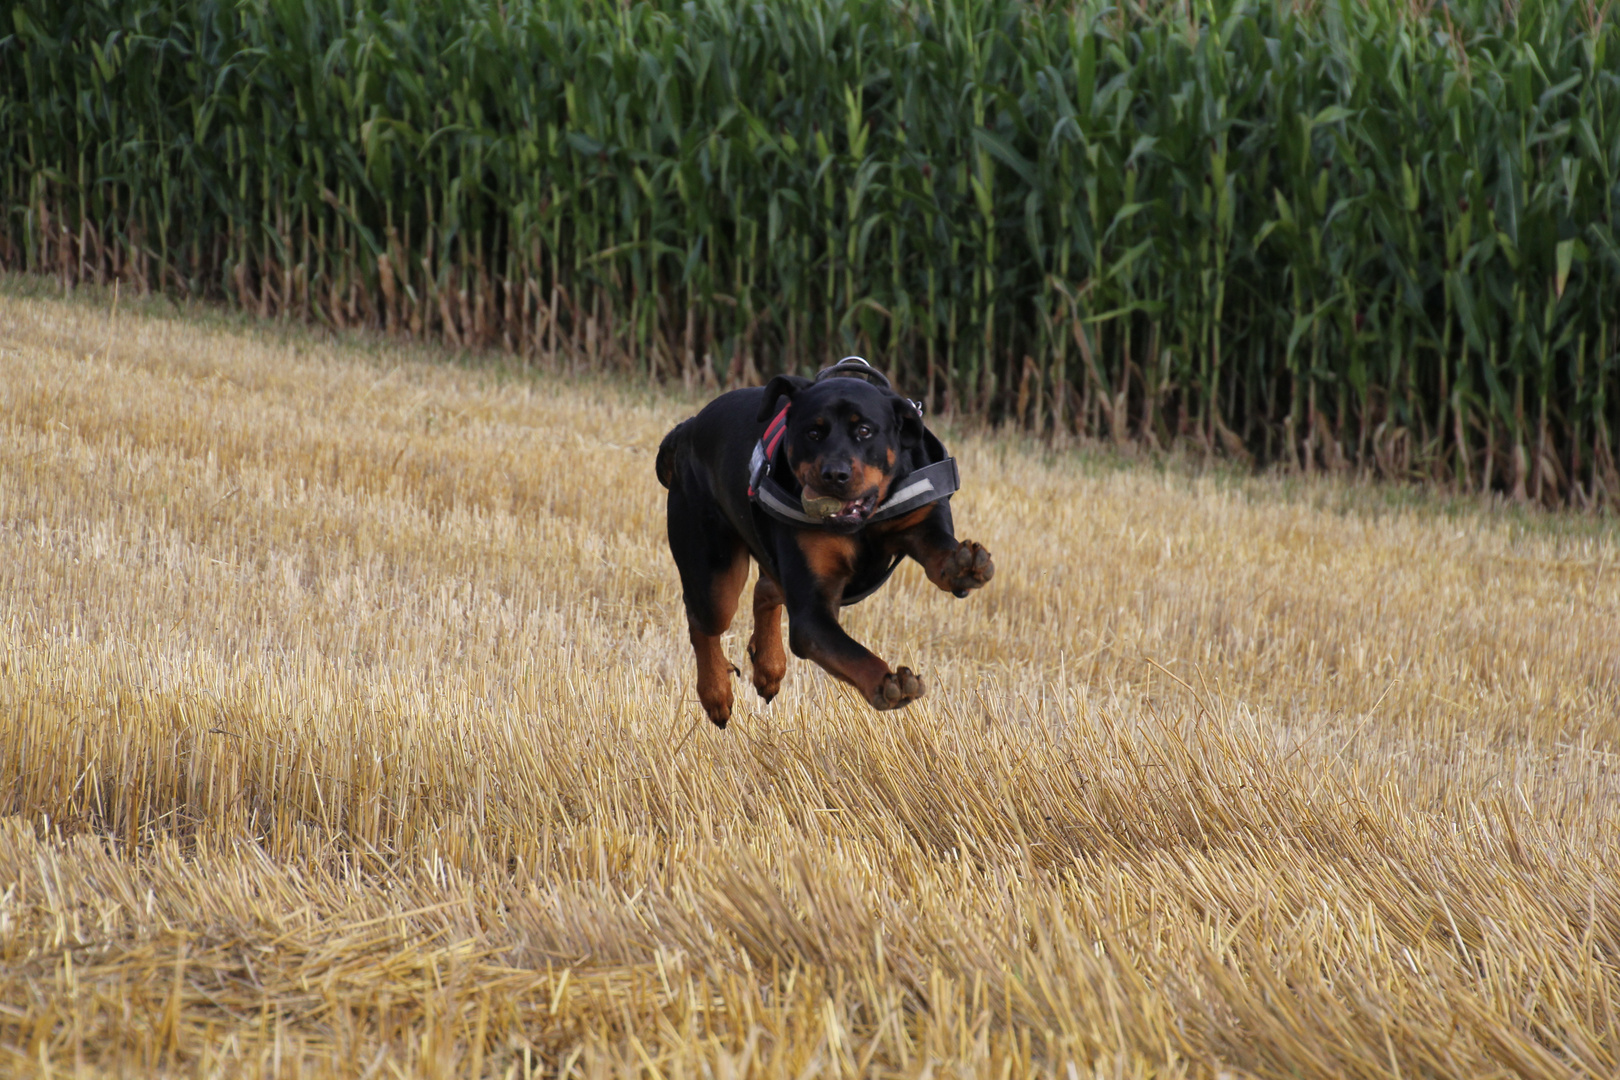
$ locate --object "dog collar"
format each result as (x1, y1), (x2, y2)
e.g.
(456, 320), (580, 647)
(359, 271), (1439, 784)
(747, 403), (961, 529)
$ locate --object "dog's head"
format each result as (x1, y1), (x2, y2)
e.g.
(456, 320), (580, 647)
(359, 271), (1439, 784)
(758, 373), (924, 529)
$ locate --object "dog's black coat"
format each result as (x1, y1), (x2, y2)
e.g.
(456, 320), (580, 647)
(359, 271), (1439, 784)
(656, 372), (994, 726)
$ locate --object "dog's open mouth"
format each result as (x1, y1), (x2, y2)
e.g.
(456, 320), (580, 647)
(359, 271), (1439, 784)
(801, 489), (878, 524)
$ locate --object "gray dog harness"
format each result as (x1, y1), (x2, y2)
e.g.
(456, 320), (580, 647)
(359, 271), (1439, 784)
(747, 359), (960, 604)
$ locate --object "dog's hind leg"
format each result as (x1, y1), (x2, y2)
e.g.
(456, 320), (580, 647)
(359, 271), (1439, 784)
(685, 551), (747, 727)
(668, 491), (749, 727)
(747, 575), (788, 703)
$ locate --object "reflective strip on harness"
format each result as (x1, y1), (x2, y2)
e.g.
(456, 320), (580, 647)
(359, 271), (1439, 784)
(753, 480), (824, 525)
(864, 458), (960, 522)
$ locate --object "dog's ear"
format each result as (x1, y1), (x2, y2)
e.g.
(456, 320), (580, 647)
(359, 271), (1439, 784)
(757, 375), (810, 421)
(893, 396), (924, 449)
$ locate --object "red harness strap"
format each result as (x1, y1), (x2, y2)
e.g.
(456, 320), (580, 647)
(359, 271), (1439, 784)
(747, 403), (791, 497)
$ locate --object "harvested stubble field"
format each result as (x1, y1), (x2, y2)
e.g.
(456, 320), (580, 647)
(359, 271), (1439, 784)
(2, 283), (1619, 1080)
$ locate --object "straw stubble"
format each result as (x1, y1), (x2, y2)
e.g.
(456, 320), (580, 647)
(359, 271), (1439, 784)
(1, 288), (1618, 1077)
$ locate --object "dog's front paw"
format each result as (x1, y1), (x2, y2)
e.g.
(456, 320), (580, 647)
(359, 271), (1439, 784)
(941, 540), (994, 597)
(869, 667), (926, 710)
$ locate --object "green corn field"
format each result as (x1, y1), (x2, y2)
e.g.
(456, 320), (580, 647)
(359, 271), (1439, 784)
(4, 0), (1618, 503)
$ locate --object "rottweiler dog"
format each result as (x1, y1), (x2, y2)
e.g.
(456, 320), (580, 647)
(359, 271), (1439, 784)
(655, 359), (994, 727)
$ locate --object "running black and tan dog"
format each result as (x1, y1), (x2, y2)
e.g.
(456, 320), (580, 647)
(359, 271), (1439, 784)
(655, 358), (993, 727)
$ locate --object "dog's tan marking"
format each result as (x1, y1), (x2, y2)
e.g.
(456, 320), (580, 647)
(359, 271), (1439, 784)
(796, 531), (858, 584)
(747, 575), (787, 701)
(849, 459), (892, 501)
(868, 505), (932, 534)
(688, 549), (749, 725)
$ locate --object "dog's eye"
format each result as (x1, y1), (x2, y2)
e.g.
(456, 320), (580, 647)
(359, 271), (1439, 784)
(807, 427), (826, 442)
(854, 424), (874, 441)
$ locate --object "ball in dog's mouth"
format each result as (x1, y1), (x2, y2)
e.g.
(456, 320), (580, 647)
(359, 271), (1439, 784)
(800, 490), (877, 523)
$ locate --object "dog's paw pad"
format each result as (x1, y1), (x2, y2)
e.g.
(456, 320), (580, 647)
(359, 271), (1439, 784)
(942, 541), (994, 596)
(871, 667), (925, 710)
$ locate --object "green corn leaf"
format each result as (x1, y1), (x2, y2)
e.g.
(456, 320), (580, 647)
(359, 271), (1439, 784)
(972, 128), (1034, 185)
(1555, 238), (1575, 300)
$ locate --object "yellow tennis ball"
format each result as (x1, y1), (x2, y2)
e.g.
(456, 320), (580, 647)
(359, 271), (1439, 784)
(800, 493), (844, 520)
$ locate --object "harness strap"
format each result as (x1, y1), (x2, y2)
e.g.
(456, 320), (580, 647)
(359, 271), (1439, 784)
(747, 404), (791, 499)
(865, 458), (961, 522)
(840, 554), (905, 606)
